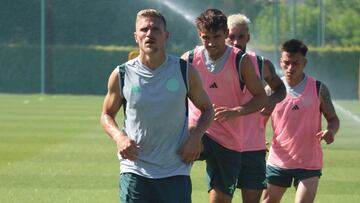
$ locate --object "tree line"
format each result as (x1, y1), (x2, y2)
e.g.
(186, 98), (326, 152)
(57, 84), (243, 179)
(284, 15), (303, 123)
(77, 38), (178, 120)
(1, 0), (358, 48)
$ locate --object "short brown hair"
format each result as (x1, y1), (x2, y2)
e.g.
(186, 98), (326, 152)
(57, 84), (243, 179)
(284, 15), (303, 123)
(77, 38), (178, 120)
(196, 8), (227, 33)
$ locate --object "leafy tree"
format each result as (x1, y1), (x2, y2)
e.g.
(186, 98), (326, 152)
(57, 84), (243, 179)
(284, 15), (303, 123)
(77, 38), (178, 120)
(253, 0), (360, 47)
(324, 0), (360, 46)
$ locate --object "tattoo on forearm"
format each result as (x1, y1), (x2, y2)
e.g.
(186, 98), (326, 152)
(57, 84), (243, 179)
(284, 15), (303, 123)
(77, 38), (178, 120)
(267, 61), (277, 82)
(320, 84), (336, 117)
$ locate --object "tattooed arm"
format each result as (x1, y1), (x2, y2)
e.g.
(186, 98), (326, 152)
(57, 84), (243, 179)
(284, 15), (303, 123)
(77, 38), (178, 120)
(261, 59), (286, 116)
(317, 83), (340, 144)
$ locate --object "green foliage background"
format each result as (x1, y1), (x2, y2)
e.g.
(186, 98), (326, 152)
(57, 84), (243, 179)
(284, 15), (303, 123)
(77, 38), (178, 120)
(254, 0), (360, 46)
(0, 0), (359, 97)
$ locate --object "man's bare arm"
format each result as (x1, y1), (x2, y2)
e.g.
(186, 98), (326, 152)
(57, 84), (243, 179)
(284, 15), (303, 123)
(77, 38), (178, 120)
(238, 55), (269, 115)
(100, 68), (139, 160)
(214, 55), (268, 122)
(261, 59), (286, 115)
(317, 83), (340, 144)
(178, 63), (214, 163)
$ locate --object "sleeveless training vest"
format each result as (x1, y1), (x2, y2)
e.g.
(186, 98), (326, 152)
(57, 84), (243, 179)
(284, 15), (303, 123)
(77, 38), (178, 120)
(118, 55), (190, 178)
(188, 46), (245, 152)
(268, 76), (323, 170)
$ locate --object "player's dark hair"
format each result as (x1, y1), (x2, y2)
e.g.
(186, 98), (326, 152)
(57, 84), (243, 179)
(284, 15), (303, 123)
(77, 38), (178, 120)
(281, 39), (308, 56)
(196, 8), (227, 33)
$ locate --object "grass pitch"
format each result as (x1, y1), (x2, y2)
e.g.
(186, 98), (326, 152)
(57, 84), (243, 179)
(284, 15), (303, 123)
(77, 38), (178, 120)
(0, 94), (359, 202)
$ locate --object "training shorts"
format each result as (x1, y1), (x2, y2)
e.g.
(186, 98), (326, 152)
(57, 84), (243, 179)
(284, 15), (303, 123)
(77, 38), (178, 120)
(266, 164), (322, 188)
(199, 134), (242, 197)
(237, 150), (267, 190)
(120, 173), (191, 203)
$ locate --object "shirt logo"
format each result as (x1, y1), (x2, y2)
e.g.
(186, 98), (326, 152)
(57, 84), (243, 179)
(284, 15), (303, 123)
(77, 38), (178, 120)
(228, 184), (236, 194)
(209, 82), (218, 88)
(292, 104), (300, 110)
(131, 86), (141, 93)
(166, 78), (180, 92)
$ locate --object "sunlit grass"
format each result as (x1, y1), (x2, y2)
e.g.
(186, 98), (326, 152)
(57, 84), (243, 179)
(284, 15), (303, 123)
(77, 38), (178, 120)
(0, 94), (359, 202)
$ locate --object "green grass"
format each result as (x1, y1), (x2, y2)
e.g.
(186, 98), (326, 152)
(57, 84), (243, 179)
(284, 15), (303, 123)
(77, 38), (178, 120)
(1, 94), (359, 202)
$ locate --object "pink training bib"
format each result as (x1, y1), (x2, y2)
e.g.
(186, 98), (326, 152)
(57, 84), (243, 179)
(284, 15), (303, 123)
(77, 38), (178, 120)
(188, 46), (245, 152)
(268, 76), (323, 170)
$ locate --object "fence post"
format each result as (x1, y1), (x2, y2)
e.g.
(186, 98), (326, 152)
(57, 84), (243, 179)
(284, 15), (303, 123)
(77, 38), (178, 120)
(40, 0), (45, 94)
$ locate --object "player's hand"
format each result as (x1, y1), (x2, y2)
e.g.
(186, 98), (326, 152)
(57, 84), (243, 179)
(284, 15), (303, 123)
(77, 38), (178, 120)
(116, 136), (139, 161)
(214, 106), (240, 122)
(260, 102), (276, 116)
(261, 85), (276, 116)
(178, 129), (203, 164)
(316, 130), (335, 145)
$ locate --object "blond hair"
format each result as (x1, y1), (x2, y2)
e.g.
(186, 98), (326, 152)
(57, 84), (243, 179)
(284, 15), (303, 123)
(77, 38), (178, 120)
(227, 14), (251, 31)
(136, 9), (167, 29)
